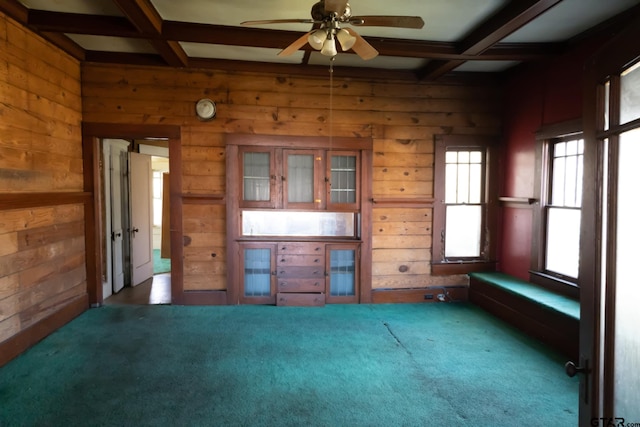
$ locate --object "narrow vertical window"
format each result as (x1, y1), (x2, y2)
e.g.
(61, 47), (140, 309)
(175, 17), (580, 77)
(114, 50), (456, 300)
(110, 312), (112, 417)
(444, 149), (484, 258)
(432, 135), (495, 274)
(545, 138), (583, 278)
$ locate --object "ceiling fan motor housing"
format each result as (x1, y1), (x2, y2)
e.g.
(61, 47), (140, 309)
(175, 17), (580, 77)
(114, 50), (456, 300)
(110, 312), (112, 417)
(312, 1), (352, 22)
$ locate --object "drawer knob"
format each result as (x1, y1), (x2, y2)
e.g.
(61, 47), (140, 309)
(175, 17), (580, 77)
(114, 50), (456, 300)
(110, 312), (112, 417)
(314, 259), (319, 263)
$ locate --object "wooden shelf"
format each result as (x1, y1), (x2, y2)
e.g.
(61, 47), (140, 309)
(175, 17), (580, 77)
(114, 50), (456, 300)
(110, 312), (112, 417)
(498, 196), (536, 205)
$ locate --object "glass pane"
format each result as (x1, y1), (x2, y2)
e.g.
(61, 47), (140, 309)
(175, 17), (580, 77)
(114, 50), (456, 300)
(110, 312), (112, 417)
(566, 139), (578, 156)
(287, 154), (314, 203)
(620, 61), (640, 124)
(330, 249), (355, 297)
(457, 163), (470, 203)
(564, 153), (577, 207)
(470, 151), (482, 163)
(445, 151), (457, 163)
(445, 205), (481, 258)
(243, 152), (270, 201)
(614, 128), (640, 419)
(243, 210), (355, 237)
(469, 163), (482, 204)
(331, 155), (356, 204)
(551, 156), (565, 206)
(604, 80), (610, 131)
(545, 207), (580, 278)
(457, 151), (470, 163)
(244, 248), (271, 297)
(445, 164), (458, 203)
(555, 141), (566, 157)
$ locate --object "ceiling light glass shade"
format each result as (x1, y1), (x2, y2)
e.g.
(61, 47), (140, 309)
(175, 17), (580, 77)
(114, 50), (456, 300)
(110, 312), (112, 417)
(336, 29), (356, 51)
(308, 29), (327, 50)
(321, 37), (338, 57)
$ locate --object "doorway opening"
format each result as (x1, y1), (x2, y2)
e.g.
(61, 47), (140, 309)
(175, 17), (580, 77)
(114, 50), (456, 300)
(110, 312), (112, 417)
(101, 138), (171, 305)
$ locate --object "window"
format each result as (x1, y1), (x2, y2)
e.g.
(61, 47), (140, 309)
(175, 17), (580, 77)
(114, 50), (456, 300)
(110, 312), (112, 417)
(545, 138), (583, 278)
(530, 121), (583, 289)
(432, 135), (496, 274)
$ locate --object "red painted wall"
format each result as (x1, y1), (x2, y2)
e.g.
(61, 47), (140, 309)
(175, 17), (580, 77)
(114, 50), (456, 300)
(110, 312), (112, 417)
(499, 40), (604, 279)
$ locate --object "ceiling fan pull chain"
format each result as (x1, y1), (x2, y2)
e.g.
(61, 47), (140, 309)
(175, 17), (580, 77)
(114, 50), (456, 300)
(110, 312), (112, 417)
(329, 56), (335, 156)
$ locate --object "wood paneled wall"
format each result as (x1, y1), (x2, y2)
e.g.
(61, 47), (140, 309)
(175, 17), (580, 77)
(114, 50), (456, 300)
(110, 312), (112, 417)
(0, 12), (87, 358)
(81, 62), (501, 296)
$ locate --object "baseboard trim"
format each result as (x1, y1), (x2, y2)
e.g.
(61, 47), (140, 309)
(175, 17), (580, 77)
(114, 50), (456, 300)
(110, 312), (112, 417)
(178, 290), (227, 305)
(0, 293), (89, 367)
(371, 286), (469, 304)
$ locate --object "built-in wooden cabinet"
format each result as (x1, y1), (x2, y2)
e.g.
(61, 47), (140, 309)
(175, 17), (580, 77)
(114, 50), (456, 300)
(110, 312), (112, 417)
(240, 241), (359, 306)
(227, 135), (372, 306)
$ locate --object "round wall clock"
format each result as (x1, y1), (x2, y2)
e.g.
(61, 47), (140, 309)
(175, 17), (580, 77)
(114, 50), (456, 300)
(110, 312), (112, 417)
(195, 98), (216, 121)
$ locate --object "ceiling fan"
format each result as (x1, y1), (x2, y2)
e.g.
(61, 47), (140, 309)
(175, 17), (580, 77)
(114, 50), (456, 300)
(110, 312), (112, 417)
(241, 0), (424, 60)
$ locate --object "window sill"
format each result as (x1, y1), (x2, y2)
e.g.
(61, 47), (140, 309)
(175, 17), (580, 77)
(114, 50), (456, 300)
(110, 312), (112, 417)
(528, 270), (579, 300)
(431, 261), (496, 276)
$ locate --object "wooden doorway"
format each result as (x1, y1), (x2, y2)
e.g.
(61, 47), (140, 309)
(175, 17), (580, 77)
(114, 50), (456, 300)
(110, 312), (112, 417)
(82, 123), (183, 307)
(579, 16), (640, 425)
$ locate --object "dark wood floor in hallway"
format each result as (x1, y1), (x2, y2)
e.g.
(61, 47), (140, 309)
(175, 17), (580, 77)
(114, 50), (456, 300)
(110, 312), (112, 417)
(104, 273), (171, 305)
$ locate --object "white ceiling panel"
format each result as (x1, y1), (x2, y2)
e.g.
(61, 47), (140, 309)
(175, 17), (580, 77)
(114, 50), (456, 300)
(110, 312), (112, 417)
(181, 42), (305, 64)
(66, 34), (156, 53)
(503, 0), (640, 43)
(453, 60), (522, 73)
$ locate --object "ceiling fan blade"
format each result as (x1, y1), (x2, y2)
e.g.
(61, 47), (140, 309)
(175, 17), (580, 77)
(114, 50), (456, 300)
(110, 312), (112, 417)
(349, 16), (425, 29)
(324, 0), (348, 15)
(344, 28), (378, 60)
(278, 31), (312, 56)
(241, 19), (315, 25)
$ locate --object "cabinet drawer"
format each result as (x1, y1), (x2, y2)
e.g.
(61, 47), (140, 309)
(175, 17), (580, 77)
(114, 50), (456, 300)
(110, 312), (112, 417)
(277, 243), (324, 255)
(277, 254), (325, 267)
(276, 292), (325, 307)
(276, 266), (325, 279)
(278, 278), (325, 293)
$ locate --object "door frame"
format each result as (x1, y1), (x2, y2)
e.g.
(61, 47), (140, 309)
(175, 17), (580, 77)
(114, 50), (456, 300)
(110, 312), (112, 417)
(82, 123), (183, 306)
(580, 14), (640, 424)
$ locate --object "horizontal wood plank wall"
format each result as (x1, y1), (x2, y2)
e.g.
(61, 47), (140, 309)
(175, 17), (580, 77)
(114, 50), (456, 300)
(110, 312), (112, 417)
(0, 11), (86, 361)
(81, 62), (502, 300)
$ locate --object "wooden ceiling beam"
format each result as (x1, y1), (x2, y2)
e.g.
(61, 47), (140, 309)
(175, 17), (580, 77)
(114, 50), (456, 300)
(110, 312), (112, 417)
(111, 0), (188, 67)
(20, 9), (562, 63)
(418, 0), (565, 80)
(27, 10), (139, 37)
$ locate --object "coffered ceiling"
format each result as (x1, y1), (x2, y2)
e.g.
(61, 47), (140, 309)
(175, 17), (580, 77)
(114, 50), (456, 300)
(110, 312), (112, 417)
(2, 0), (639, 80)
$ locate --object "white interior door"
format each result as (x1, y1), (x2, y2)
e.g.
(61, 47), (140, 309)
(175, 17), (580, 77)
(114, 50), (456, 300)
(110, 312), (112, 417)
(110, 146), (126, 293)
(130, 152), (154, 286)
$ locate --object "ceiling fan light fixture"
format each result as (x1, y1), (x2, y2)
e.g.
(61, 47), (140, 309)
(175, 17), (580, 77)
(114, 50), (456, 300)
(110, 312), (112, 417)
(308, 29), (327, 50)
(321, 35), (338, 57)
(336, 28), (356, 51)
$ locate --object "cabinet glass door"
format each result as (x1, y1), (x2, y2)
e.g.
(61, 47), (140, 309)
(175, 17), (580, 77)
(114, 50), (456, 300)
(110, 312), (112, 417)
(241, 244), (276, 304)
(241, 148), (275, 208)
(327, 245), (358, 303)
(328, 152), (359, 209)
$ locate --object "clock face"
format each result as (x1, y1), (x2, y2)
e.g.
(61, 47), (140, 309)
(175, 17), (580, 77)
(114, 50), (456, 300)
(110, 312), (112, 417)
(196, 98), (216, 120)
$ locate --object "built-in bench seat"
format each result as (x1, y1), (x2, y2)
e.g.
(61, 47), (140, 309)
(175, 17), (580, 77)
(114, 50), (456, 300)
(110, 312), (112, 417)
(468, 272), (579, 360)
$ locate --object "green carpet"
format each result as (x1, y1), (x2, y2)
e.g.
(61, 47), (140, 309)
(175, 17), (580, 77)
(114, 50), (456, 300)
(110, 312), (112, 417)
(153, 249), (171, 274)
(0, 303), (578, 426)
